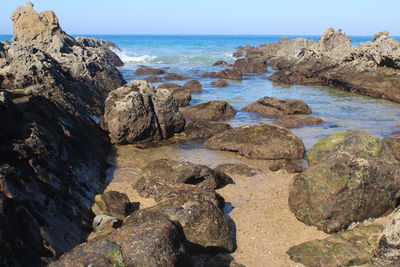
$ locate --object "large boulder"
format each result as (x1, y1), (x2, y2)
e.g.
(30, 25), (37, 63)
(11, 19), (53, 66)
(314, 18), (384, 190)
(289, 131), (400, 233)
(181, 101), (237, 121)
(185, 121), (232, 140)
(240, 97), (312, 118)
(202, 69), (243, 80)
(101, 80), (185, 144)
(205, 124), (305, 160)
(288, 223), (384, 267)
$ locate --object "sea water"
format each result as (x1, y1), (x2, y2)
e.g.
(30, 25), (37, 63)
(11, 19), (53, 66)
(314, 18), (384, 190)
(1, 34), (400, 149)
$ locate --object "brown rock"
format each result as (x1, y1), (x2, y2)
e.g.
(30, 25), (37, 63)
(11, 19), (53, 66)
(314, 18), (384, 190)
(181, 101), (237, 121)
(91, 191), (131, 220)
(213, 60), (231, 66)
(183, 79), (203, 92)
(185, 121), (232, 140)
(144, 75), (163, 83)
(158, 83), (191, 107)
(274, 115), (324, 128)
(134, 66), (166, 75)
(233, 57), (268, 73)
(164, 73), (193, 80)
(211, 79), (229, 87)
(202, 69), (243, 80)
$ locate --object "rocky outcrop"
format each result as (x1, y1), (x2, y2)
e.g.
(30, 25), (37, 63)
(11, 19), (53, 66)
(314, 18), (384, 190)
(158, 83), (191, 107)
(241, 97), (312, 118)
(134, 66), (165, 75)
(182, 101), (237, 121)
(211, 79), (229, 87)
(289, 131), (400, 233)
(101, 81), (185, 144)
(183, 79), (203, 92)
(164, 73), (193, 80)
(185, 121), (232, 140)
(288, 223), (384, 267)
(205, 124), (305, 160)
(233, 57), (268, 73)
(202, 69), (243, 80)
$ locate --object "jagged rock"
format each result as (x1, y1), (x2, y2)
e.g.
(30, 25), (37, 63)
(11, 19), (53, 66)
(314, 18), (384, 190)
(215, 163), (260, 177)
(374, 31), (389, 41)
(91, 191), (131, 220)
(211, 79), (229, 87)
(213, 60), (231, 66)
(124, 196), (235, 253)
(101, 80), (185, 144)
(134, 66), (165, 75)
(205, 124), (305, 160)
(75, 37), (124, 67)
(182, 101), (237, 121)
(316, 27), (353, 51)
(289, 131), (400, 233)
(288, 223), (384, 267)
(183, 79), (203, 92)
(274, 115), (324, 128)
(240, 97), (312, 118)
(202, 69), (243, 80)
(144, 75), (163, 83)
(164, 73), (193, 80)
(185, 121), (232, 140)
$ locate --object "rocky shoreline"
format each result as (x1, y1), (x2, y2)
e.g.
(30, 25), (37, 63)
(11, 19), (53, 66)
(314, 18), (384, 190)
(1, 2), (400, 267)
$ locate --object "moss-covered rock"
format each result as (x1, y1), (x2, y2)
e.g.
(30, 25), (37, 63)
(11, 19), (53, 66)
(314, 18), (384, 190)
(205, 124), (305, 160)
(287, 223), (384, 267)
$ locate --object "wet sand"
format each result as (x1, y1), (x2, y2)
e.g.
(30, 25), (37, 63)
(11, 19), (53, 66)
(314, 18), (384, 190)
(105, 143), (329, 266)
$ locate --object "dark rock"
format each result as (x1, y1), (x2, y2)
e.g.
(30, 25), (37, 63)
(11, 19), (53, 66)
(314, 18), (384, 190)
(240, 97), (312, 118)
(213, 60), (231, 67)
(101, 80), (185, 144)
(185, 121), (232, 140)
(274, 115), (324, 128)
(289, 130), (400, 233)
(211, 79), (229, 87)
(205, 124), (305, 160)
(189, 253), (245, 267)
(288, 223), (384, 267)
(134, 66), (166, 75)
(202, 69), (243, 80)
(144, 75), (163, 83)
(215, 163), (260, 177)
(181, 101), (237, 121)
(233, 57), (268, 73)
(183, 79), (203, 92)
(124, 196), (235, 253)
(164, 73), (193, 80)
(91, 191), (131, 220)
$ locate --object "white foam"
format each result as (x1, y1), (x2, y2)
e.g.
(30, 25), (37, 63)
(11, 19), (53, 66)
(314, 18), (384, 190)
(111, 48), (157, 64)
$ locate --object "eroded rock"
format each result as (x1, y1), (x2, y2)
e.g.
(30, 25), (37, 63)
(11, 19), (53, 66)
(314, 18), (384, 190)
(182, 101), (237, 121)
(185, 121), (232, 140)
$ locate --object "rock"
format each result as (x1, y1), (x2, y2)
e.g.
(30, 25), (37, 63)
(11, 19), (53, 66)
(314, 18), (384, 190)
(183, 79), (203, 92)
(274, 115), (324, 128)
(215, 163), (260, 177)
(124, 196), (235, 253)
(144, 75), (163, 83)
(202, 69), (243, 80)
(372, 207), (400, 266)
(232, 45), (255, 58)
(185, 121), (232, 140)
(134, 66), (166, 75)
(233, 57), (268, 73)
(92, 215), (118, 232)
(101, 80), (185, 144)
(53, 219), (187, 267)
(240, 97), (312, 118)
(289, 130), (400, 233)
(211, 79), (229, 87)
(316, 27), (353, 51)
(213, 60), (231, 66)
(134, 159), (233, 201)
(164, 73), (193, 80)
(268, 160), (304, 173)
(91, 191), (131, 220)
(158, 83), (191, 107)
(288, 223), (384, 267)
(189, 254), (245, 267)
(158, 82), (184, 90)
(374, 31), (390, 41)
(205, 124), (305, 160)
(181, 101), (237, 121)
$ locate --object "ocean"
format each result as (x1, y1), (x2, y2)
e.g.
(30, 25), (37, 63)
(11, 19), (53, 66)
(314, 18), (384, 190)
(2, 34), (400, 148)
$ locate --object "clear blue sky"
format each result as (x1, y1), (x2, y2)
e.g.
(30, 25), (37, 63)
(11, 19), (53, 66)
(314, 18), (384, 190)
(1, 0), (399, 36)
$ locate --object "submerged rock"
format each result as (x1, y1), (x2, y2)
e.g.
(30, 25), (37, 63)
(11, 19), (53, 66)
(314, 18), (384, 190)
(213, 60), (231, 66)
(289, 131), (400, 233)
(205, 124), (305, 160)
(211, 79), (229, 87)
(274, 115), (324, 128)
(182, 101), (237, 121)
(164, 73), (193, 80)
(288, 223), (384, 267)
(185, 121), (232, 140)
(202, 69), (243, 80)
(134, 66), (166, 75)
(101, 80), (185, 144)
(144, 75), (163, 83)
(183, 79), (203, 92)
(240, 97), (312, 118)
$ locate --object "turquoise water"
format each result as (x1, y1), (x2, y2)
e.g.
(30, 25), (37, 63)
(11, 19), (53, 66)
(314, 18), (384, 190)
(2, 34), (400, 148)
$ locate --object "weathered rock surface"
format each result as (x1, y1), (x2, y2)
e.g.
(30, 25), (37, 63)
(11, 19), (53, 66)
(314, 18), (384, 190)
(185, 121), (232, 140)
(134, 66), (166, 75)
(144, 75), (163, 83)
(182, 101), (237, 121)
(183, 79), (203, 92)
(289, 131), (400, 233)
(213, 60), (231, 66)
(288, 223), (384, 267)
(211, 79), (229, 87)
(233, 57), (268, 73)
(53, 219), (187, 267)
(215, 163), (260, 177)
(205, 124), (305, 160)
(202, 69), (243, 80)
(164, 73), (193, 80)
(240, 97), (312, 118)
(158, 82), (192, 107)
(101, 80), (185, 144)
(274, 115), (324, 128)
(91, 191), (131, 220)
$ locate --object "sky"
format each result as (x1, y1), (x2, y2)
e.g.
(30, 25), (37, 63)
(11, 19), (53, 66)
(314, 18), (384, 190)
(0, 0), (399, 36)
